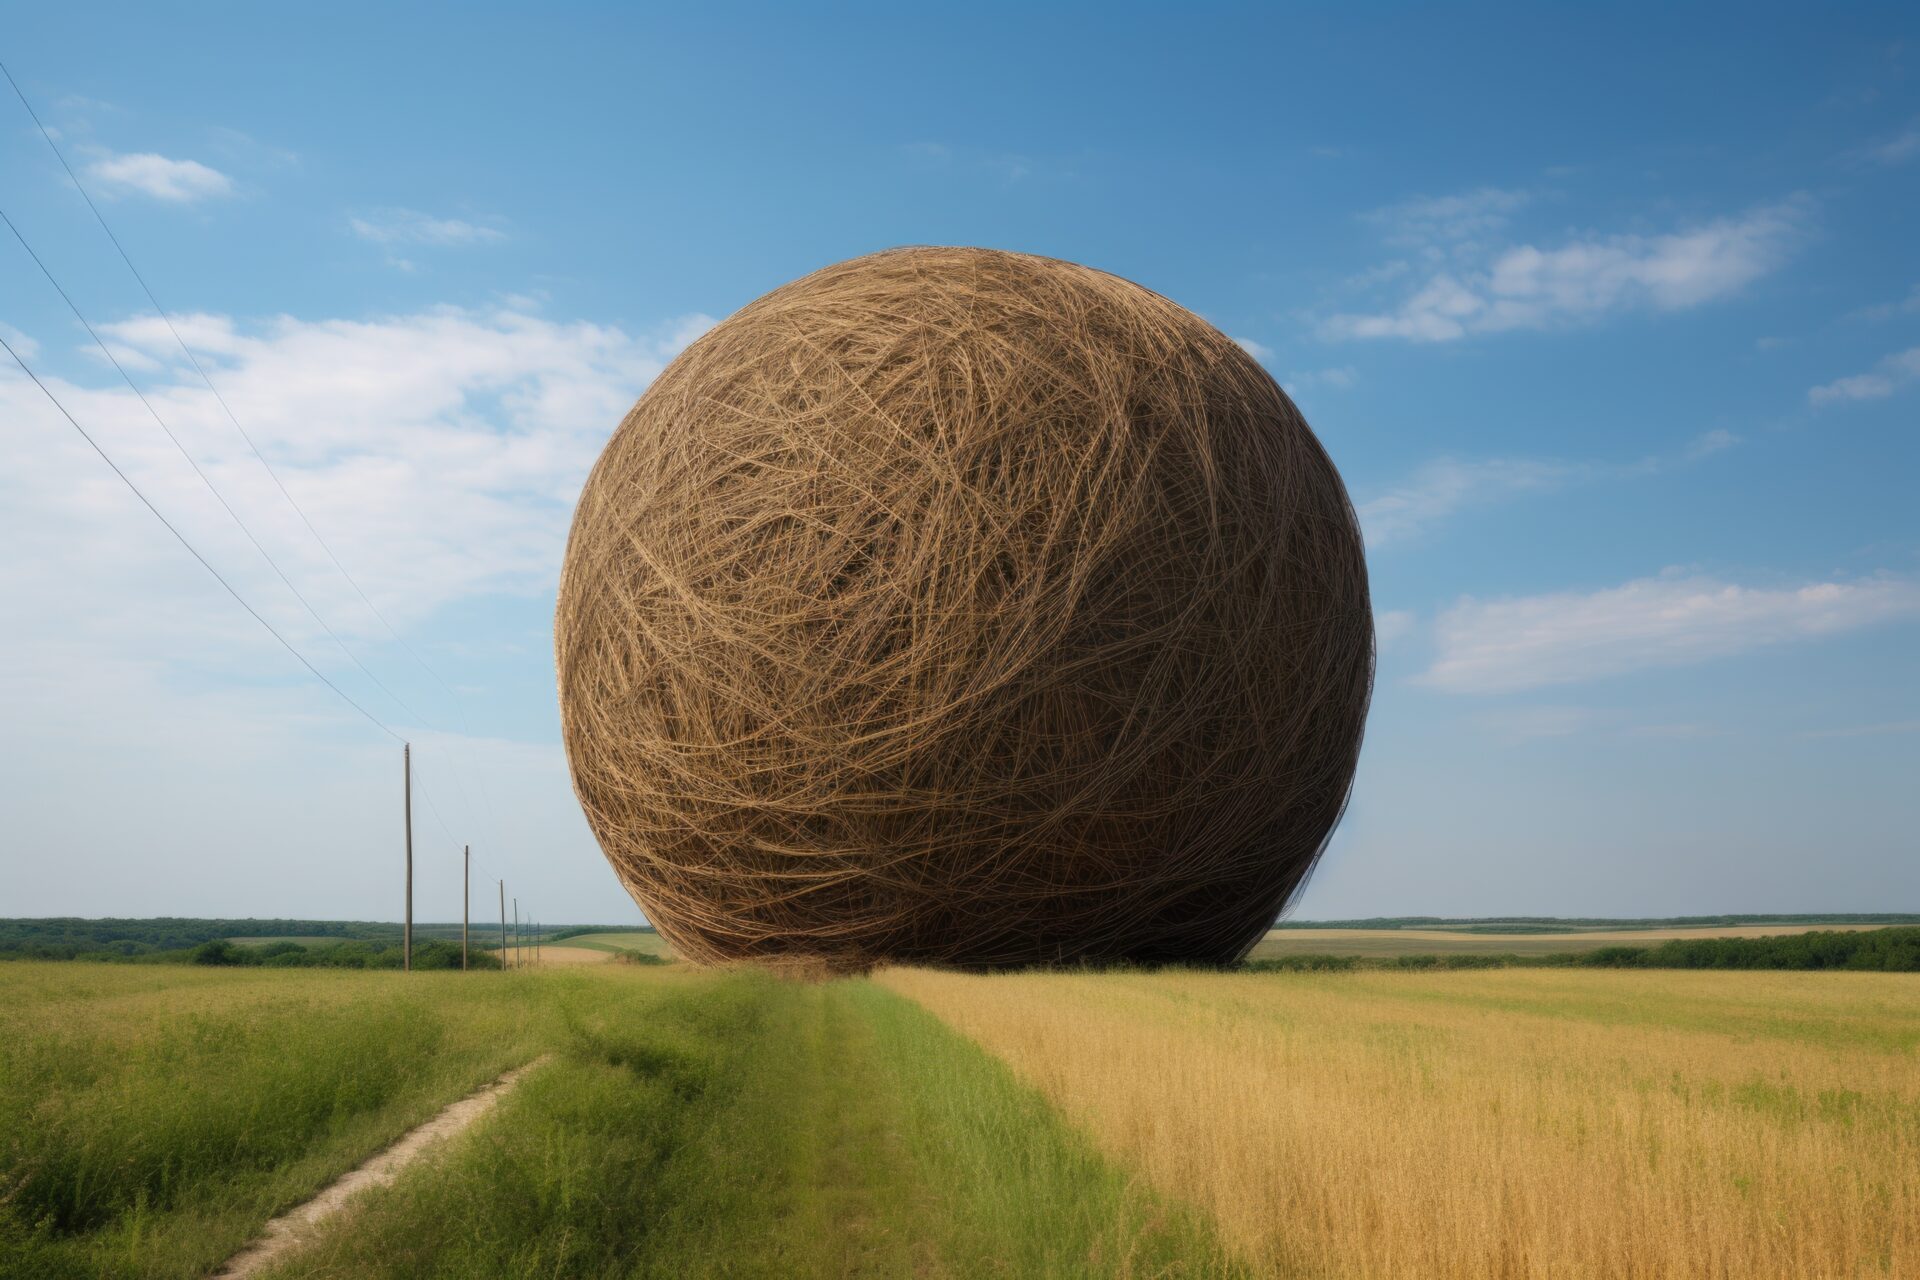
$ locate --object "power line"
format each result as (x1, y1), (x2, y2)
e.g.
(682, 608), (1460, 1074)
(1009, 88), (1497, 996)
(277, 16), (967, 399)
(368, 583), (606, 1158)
(1, 201), (497, 876)
(3, 58), (518, 893)
(4, 330), (496, 914)
(0, 202), (439, 733)
(0, 58), (478, 738)
(1, 331), (402, 743)
(0, 59), (518, 882)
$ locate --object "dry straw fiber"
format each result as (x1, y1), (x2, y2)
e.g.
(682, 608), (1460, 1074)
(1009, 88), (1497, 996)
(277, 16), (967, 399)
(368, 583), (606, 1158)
(557, 246), (1372, 968)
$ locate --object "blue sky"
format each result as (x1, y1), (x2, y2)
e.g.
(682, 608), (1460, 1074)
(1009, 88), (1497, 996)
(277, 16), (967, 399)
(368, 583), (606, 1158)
(3, 3), (1915, 924)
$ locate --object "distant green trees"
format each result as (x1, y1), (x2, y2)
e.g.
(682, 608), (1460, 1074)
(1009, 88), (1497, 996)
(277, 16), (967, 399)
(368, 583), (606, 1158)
(1573, 928), (1920, 972)
(1, 918), (496, 962)
(187, 938), (501, 970)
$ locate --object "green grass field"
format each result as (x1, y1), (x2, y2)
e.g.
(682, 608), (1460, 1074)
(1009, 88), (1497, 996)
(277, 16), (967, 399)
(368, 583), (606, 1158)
(0, 962), (1224, 1279)
(3, 955), (1912, 1277)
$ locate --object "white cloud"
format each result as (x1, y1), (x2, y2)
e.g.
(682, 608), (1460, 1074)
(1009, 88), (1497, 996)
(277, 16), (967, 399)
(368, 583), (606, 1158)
(2, 303), (714, 661)
(1420, 571), (1920, 694)
(1232, 336), (1274, 362)
(1358, 457), (1571, 547)
(85, 150), (234, 202)
(1328, 198), (1809, 342)
(1, 300), (731, 918)
(350, 208), (509, 248)
(1808, 346), (1920, 407)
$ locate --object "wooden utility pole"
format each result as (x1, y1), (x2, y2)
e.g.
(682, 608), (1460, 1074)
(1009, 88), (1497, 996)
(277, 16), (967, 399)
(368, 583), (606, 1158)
(402, 742), (413, 973)
(462, 845), (470, 971)
(498, 880), (507, 968)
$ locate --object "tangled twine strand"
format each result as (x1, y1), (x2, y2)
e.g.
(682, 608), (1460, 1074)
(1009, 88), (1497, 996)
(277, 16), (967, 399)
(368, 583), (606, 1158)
(557, 247), (1373, 969)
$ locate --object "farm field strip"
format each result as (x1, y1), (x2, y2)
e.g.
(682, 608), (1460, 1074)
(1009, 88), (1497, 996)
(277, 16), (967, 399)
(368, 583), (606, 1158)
(879, 966), (1920, 1278)
(543, 929), (674, 956)
(502, 944), (615, 965)
(1252, 923), (1892, 957)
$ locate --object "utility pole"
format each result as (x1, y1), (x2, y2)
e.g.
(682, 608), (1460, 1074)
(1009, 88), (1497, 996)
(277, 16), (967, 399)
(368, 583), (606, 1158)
(498, 880), (507, 968)
(462, 845), (470, 971)
(402, 742), (413, 973)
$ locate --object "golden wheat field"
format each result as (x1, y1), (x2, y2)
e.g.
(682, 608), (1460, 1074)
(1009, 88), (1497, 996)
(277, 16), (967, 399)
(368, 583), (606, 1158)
(878, 966), (1920, 1278)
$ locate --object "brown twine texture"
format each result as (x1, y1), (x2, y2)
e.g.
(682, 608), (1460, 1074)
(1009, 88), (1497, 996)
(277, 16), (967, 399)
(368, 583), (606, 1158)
(556, 246), (1373, 970)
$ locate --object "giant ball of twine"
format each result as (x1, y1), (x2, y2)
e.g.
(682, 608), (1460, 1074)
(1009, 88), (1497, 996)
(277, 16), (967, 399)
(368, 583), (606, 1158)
(557, 246), (1372, 969)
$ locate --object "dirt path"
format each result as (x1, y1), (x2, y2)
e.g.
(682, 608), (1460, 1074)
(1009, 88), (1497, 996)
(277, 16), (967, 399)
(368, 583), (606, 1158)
(212, 1055), (552, 1278)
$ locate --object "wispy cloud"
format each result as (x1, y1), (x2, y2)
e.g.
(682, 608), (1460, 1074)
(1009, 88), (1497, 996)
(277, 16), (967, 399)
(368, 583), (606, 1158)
(1682, 428), (1739, 460)
(1232, 336), (1274, 362)
(349, 208), (508, 248)
(0, 323), (41, 361)
(1801, 720), (1920, 739)
(207, 126), (299, 171)
(1358, 457), (1572, 547)
(902, 141), (1048, 183)
(1808, 346), (1920, 407)
(84, 150), (233, 202)
(1472, 704), (1615, 742)
(1856, 122), (1920, 167)
(1420, 571), (1920, 694)
(1327, 197), (1810, 342)
(1357, 430), (1740, 549)
(1373, 608), (1415, 650)
(1283, 365), (1357, 394)
(1848, 282), (1920, 322)
(1366, 186), (1533, 249)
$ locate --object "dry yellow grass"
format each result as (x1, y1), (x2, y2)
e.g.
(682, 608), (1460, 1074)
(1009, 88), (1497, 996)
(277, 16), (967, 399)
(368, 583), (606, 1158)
(877, 967), (1920, 1278)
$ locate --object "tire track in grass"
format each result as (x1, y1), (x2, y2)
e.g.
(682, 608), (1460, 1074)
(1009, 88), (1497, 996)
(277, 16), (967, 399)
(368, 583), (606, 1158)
(212, 1056), (552, 1279)
(249, 973), (1236, 1278)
